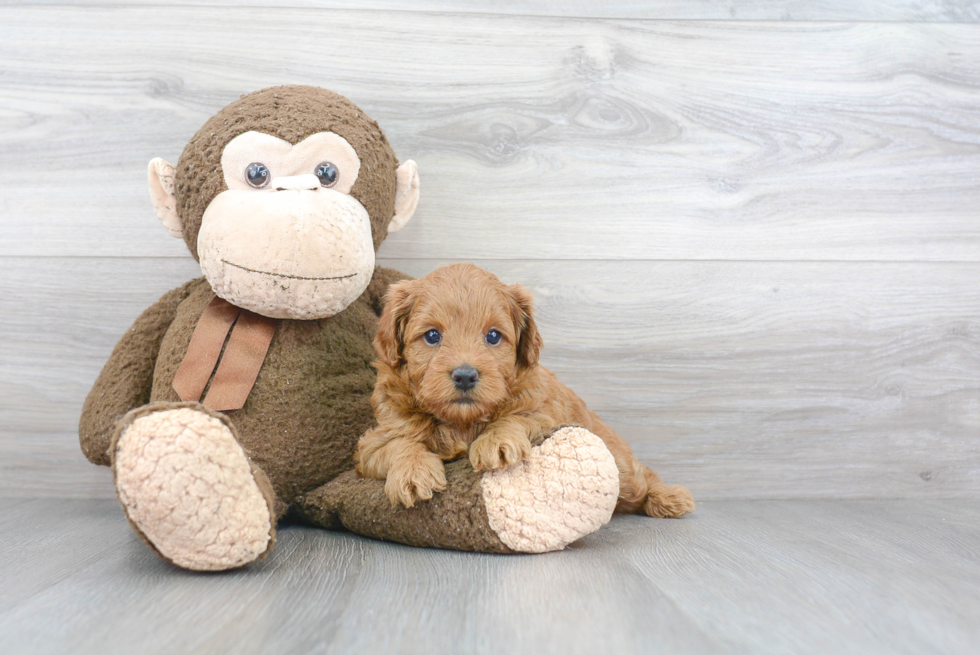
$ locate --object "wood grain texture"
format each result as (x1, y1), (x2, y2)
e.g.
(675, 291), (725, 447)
(7, 1), (980, 22)
(0, 498), (977, 654)
(4, 256), (978, 500)
(1, 7), (979, 261)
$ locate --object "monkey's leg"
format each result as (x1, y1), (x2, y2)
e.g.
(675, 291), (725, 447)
(111, 402), (277, 571)
(294, 426), (620, 554)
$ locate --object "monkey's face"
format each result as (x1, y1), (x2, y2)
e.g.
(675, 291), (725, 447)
(197, 131), (374, 319)
(148, 86), (420, 321)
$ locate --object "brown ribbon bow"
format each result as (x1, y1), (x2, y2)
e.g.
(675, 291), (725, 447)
(172, 297), (279, 411)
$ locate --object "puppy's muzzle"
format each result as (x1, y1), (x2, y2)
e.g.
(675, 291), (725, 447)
(451, 365), (480, 391)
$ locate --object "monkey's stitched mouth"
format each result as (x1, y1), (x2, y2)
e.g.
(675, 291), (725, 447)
(222, 259), (358, 281)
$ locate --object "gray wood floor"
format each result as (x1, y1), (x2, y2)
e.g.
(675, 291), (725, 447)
(2, 498), (977, 655)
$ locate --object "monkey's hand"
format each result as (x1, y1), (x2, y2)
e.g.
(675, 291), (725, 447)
(469, 421), (532, 472)
(384, 448), (447, 509)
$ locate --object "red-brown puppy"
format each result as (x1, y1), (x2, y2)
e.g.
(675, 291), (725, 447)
(355, 263), (695, 518)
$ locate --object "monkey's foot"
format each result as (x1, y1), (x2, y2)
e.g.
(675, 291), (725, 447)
(112, 403), (276, 571)
(481, 426), (620, 553)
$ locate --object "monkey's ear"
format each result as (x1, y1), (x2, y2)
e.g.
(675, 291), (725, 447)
(147, 158), (182, 238)
(388, 160), (420, 234)
(508, 284), (543, 370)
(374, 278), (419, 368)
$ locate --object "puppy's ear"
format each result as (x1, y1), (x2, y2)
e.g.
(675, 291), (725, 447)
(374, 279), (419, 368)
(507, 284), (543, 370)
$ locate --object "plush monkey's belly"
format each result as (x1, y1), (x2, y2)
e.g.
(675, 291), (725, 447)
(150, 278), (379, 506)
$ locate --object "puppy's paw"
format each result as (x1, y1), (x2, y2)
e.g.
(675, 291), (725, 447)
(384, 451), (447, 508)
(645, 484), (696, 519)
(470, 427), (532, 472)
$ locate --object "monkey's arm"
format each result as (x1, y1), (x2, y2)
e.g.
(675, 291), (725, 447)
(294, 426), (620, 554)
(364, 266), (412, 317)
(79, 279), (203, 466)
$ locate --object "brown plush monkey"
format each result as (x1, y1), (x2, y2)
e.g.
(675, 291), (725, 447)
(79, 86), (622, 570)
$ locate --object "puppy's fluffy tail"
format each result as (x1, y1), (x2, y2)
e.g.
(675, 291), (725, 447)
(616, 459), (696, 518)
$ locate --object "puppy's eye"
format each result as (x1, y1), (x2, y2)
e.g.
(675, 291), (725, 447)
(423, 329), (442, 346)
(485, 329), (502, 346)
(245, 162), (270, 188)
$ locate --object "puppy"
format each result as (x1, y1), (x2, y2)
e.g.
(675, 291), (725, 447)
(355, 263), (695, 519)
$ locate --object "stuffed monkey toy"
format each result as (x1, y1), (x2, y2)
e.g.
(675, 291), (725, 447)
(79, 86), (621, 571)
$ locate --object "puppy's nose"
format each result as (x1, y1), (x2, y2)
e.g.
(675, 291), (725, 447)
(451, 365), (480, 391)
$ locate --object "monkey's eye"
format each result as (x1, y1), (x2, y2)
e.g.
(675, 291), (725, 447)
(485, 329), (502, 346)
(245, 163), (270, 188)
(314, 161), (339, 188)
(423, 329), (442, 346)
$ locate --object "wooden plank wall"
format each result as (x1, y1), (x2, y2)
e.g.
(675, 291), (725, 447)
(1, 2), (978, 500)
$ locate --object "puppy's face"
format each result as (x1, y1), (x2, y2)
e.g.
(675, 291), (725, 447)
(375, 264), (542, 425)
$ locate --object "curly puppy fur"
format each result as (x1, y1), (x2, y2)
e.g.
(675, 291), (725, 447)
(355, 263), (695, 518)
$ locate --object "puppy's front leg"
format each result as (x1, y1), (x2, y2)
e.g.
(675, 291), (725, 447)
(356, 427), (447, 508)
(385, 444), (447, 509)
(469, 417), (534, 471)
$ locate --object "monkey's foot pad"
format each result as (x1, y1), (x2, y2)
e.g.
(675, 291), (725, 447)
(113, 407), (274, 571)
(481, 426), (620, 553)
